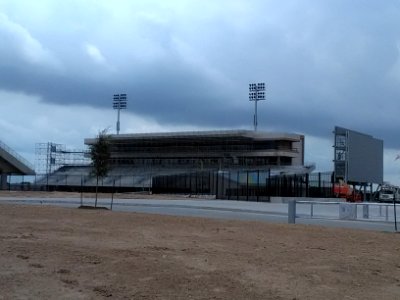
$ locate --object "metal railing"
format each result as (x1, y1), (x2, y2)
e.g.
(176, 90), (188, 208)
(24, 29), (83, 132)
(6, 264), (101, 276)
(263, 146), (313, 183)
(288, 200), (399, 231)
(0, 140), (35, 170)
(295, 201), (398, 222)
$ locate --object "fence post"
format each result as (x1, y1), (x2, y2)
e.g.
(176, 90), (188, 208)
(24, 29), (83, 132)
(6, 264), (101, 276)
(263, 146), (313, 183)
(237, 172), (239, 201)
(195, 172), (198, 195)
(208, 171), (211, 194)
(386, 205), (389, 222)
(110, 179), (115, 210)
(310, 202), (314, 218)
(256, 170), (260, 202)
(215, 172), (219, 198)
(246, 171), (249, 201)
(305, 174), (309, 197)
(363, 204), (369, 219)
(318, 172), (321, 196)
(189, 173), (192, 194)
(394, 200), (398, 232)
(80, 176), (83, 206)
(6, 174), (11, 191)
(288, 200), (296, 224)
(228, 171), (231, 200)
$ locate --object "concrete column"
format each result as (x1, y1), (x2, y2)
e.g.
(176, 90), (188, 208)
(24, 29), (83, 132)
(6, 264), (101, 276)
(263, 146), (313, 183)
(288, 199), (296, 224)
(1, 173), (8, 190)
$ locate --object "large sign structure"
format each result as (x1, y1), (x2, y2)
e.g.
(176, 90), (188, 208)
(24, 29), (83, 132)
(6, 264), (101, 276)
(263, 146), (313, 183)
(333, 126), (383, 184)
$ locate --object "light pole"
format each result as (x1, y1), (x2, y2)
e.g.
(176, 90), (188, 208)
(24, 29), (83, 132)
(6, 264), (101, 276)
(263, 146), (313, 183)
(249, 83), (266, 131)
(113, 94), (127, 135)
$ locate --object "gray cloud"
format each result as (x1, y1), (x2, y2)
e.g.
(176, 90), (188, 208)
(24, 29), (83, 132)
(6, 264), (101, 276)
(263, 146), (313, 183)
(1, 1), (400, 148)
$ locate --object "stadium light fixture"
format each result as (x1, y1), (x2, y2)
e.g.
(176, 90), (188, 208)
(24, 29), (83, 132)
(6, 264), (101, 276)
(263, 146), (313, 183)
(249, 82), (266, 131)
(113, 93), (127, 135)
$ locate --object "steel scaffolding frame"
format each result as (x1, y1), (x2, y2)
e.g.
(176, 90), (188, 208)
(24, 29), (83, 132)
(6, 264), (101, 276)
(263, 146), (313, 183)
(35, 142), (90, 175)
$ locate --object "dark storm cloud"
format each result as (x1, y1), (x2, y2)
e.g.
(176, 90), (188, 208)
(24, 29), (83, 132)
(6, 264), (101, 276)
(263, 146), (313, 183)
(1, 1), (400, 148)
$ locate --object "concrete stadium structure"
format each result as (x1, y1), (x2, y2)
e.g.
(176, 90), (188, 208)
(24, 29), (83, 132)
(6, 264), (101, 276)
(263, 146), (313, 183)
(0, 140), (35, 189)
(85, 129), (306, 172)
(37, 130), (310, 191)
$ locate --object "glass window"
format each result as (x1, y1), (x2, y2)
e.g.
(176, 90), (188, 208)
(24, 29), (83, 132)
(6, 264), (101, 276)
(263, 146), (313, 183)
(335, 135), (346, 147)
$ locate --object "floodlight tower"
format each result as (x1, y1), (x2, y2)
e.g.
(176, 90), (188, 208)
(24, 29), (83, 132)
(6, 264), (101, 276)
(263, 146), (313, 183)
(113, 93), (127, 135)
(249, 83), (266, 131)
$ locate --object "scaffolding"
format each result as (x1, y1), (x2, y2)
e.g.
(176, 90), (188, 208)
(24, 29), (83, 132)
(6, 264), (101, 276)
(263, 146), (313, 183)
(35, 142), (90, 175)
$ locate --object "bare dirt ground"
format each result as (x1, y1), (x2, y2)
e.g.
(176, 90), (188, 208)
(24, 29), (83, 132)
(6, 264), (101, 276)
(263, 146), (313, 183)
(0, 194), (400, 299)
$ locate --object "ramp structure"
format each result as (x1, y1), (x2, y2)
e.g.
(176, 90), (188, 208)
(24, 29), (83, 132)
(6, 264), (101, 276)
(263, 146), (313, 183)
(0, 140), (35, 189)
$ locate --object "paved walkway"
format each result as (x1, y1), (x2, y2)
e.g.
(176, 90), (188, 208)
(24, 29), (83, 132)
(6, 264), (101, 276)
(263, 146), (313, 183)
(0, 197), (398, 232)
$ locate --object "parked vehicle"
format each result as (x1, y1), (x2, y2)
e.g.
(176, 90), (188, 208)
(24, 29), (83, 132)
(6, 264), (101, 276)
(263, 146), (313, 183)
(378, 185), (400, 203)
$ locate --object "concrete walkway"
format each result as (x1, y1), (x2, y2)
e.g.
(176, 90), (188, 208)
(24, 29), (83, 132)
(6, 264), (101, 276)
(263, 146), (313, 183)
(0, 196), (398, 232)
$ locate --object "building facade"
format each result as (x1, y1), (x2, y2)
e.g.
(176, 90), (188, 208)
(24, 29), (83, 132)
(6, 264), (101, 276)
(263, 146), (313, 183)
(333, 126), (383, 184)
(85, 130), (305, 173)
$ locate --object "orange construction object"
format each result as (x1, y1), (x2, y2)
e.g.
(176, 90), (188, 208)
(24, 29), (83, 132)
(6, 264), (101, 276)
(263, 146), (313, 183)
(333, 183), (352, 198)
(333, 183), (362, 202)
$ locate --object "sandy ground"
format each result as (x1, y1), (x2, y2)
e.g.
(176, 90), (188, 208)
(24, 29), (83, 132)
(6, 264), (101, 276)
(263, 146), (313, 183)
(1, 198), (400, 300)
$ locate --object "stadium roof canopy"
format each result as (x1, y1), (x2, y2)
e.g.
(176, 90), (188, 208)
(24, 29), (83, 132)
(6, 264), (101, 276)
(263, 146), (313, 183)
(85, 130), (303, 145)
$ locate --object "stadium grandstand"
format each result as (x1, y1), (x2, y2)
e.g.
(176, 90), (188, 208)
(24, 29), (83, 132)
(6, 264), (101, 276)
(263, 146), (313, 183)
(85, 130), (305, 171)
(0, 140), (35, 190)
(37, 129), (313, 192)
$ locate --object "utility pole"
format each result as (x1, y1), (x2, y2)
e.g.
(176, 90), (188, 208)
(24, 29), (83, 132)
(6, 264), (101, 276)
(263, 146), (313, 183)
(249, 83), (266, 131)
(113, 94), (127, 135)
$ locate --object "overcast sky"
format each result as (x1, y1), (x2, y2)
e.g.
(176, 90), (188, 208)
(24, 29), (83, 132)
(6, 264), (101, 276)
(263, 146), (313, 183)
(1, 0), (400, 183)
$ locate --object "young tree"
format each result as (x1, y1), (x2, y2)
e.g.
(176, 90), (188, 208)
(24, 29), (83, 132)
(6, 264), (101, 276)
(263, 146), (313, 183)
(89, 129), (111, 207)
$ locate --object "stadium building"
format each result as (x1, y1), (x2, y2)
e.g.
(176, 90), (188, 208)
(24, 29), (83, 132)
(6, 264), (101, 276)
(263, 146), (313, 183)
(37, 129), (311, 192)
(85, 129), (305, 172)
